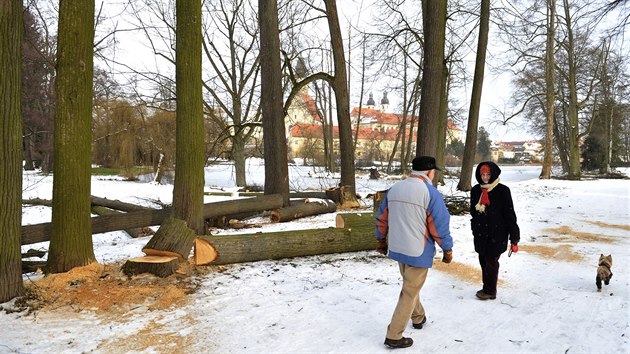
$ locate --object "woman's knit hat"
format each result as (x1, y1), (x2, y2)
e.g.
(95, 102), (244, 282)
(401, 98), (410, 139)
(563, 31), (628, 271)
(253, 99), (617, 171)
(480, 164), (491, 175)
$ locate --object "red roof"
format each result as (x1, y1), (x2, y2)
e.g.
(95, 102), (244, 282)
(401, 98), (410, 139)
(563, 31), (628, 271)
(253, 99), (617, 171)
(290, 123), (416, 142)
(350, 107), (461, 131)
(299, 92), (321, 121)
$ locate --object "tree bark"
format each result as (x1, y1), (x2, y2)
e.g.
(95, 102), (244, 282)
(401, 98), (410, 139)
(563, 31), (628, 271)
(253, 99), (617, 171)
(416, 0), (447, 157)
(173, 0), (205, 233)
(0, 0), (25, 301)
(269, 199), (336, 223)
(46, 0), (96, 274)
(22, 194), (284, 245)
(197, 212), (375, 265)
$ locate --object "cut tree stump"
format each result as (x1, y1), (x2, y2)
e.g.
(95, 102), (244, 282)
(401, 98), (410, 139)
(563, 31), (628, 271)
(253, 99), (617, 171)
(197, 212), (375, 265)
(326, 185), (360, 208)
(269, 199), (337, 223)
(21, 194), (284, 245)
(143, 215), (196, 261)
(121, 256), (179, 277)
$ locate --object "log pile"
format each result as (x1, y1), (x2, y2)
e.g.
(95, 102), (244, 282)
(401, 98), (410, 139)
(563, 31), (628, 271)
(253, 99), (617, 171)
(269, 199), (336, 223)
(372, 190), (470, 215)
(21, 194), (284, 245)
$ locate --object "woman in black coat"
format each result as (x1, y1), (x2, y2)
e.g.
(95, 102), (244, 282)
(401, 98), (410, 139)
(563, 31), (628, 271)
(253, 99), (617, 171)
(470, 161), (520, 300)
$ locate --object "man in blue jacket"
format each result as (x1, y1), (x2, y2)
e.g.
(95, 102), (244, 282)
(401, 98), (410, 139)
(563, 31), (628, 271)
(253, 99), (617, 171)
(375, 156), (453, 349)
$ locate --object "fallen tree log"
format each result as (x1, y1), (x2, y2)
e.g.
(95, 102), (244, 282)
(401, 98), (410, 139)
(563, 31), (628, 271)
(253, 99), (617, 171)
(90, 196), (152, 212)
(91, 206), (154, 238)
(23, 196), (153, 212)
(269, 199), (336, 223)
(207, 199), (306, 228)
(22, 249), (46, 258)
(22, 198), (52, 207)
(193, 238), (218, 265)
(22, 260), (46, 273)
(197, 212), (375, 265)
(121, 256), (179, 278)
(444, 195), (469, 215)
(204, 191), (330, 200)
(21, 194), (284, 245)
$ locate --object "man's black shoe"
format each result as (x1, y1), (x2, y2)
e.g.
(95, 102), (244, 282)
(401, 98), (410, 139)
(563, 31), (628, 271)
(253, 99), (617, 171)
(384, 337), (413, 349)
(412, 316), (427, 329)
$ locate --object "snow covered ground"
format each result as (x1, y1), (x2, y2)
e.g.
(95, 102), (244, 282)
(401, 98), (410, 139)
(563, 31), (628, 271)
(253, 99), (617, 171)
(1, 160), (629, 353)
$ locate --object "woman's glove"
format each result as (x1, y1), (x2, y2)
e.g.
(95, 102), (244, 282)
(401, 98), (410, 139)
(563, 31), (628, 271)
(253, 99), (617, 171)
(508, 243), (518, 257)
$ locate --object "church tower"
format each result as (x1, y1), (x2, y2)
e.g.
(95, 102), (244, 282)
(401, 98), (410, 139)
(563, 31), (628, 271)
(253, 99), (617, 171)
(380, 92), (390, 112)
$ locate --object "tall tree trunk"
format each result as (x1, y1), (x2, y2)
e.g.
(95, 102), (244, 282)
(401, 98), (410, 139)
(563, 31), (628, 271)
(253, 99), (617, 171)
(0, 0), (25, 302)
(327, 83), (335, 171)
(46, 0), (96, 274)
(562, 0), (581, 179)
(554, 105), (570, 173)
(324, 0), (357, 206)
(173, 0), (205, 234)
(259, 0), (289, 205)
(353, 35), (367, 154)
(540, 0), (556, 179)
(232, 134), (247, 187)
(436, 61), (450, 186)
(457, 0), (489, 191)
(600, 40), (612, 175)
(23, 134), (35, 171)
(416, 0), (447, 158)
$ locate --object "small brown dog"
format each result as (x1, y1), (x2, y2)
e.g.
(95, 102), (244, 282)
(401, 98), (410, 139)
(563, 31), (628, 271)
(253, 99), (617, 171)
(596, 254), (613, 292)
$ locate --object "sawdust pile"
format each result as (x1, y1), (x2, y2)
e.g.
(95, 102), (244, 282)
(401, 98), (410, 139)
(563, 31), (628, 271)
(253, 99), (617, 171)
(519, 244), (584, 263)
(544, 226), (620, 243)
(19, 262), (206, 315)
(432, 258), (504, 286)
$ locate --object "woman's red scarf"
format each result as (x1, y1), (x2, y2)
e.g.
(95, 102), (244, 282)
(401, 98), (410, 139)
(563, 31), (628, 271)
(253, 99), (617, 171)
(475, 178), (500, 213)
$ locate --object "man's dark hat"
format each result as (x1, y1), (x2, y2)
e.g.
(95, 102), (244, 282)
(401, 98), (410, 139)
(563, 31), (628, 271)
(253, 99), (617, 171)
(412, 156), (442, 171)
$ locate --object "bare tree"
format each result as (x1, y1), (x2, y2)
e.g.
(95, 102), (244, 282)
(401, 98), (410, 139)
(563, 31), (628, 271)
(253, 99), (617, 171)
(119, 0), (262, 187)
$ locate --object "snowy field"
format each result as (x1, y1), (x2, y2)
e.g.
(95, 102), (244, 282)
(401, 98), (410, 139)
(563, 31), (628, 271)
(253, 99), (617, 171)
(1, 160), (629, 353)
